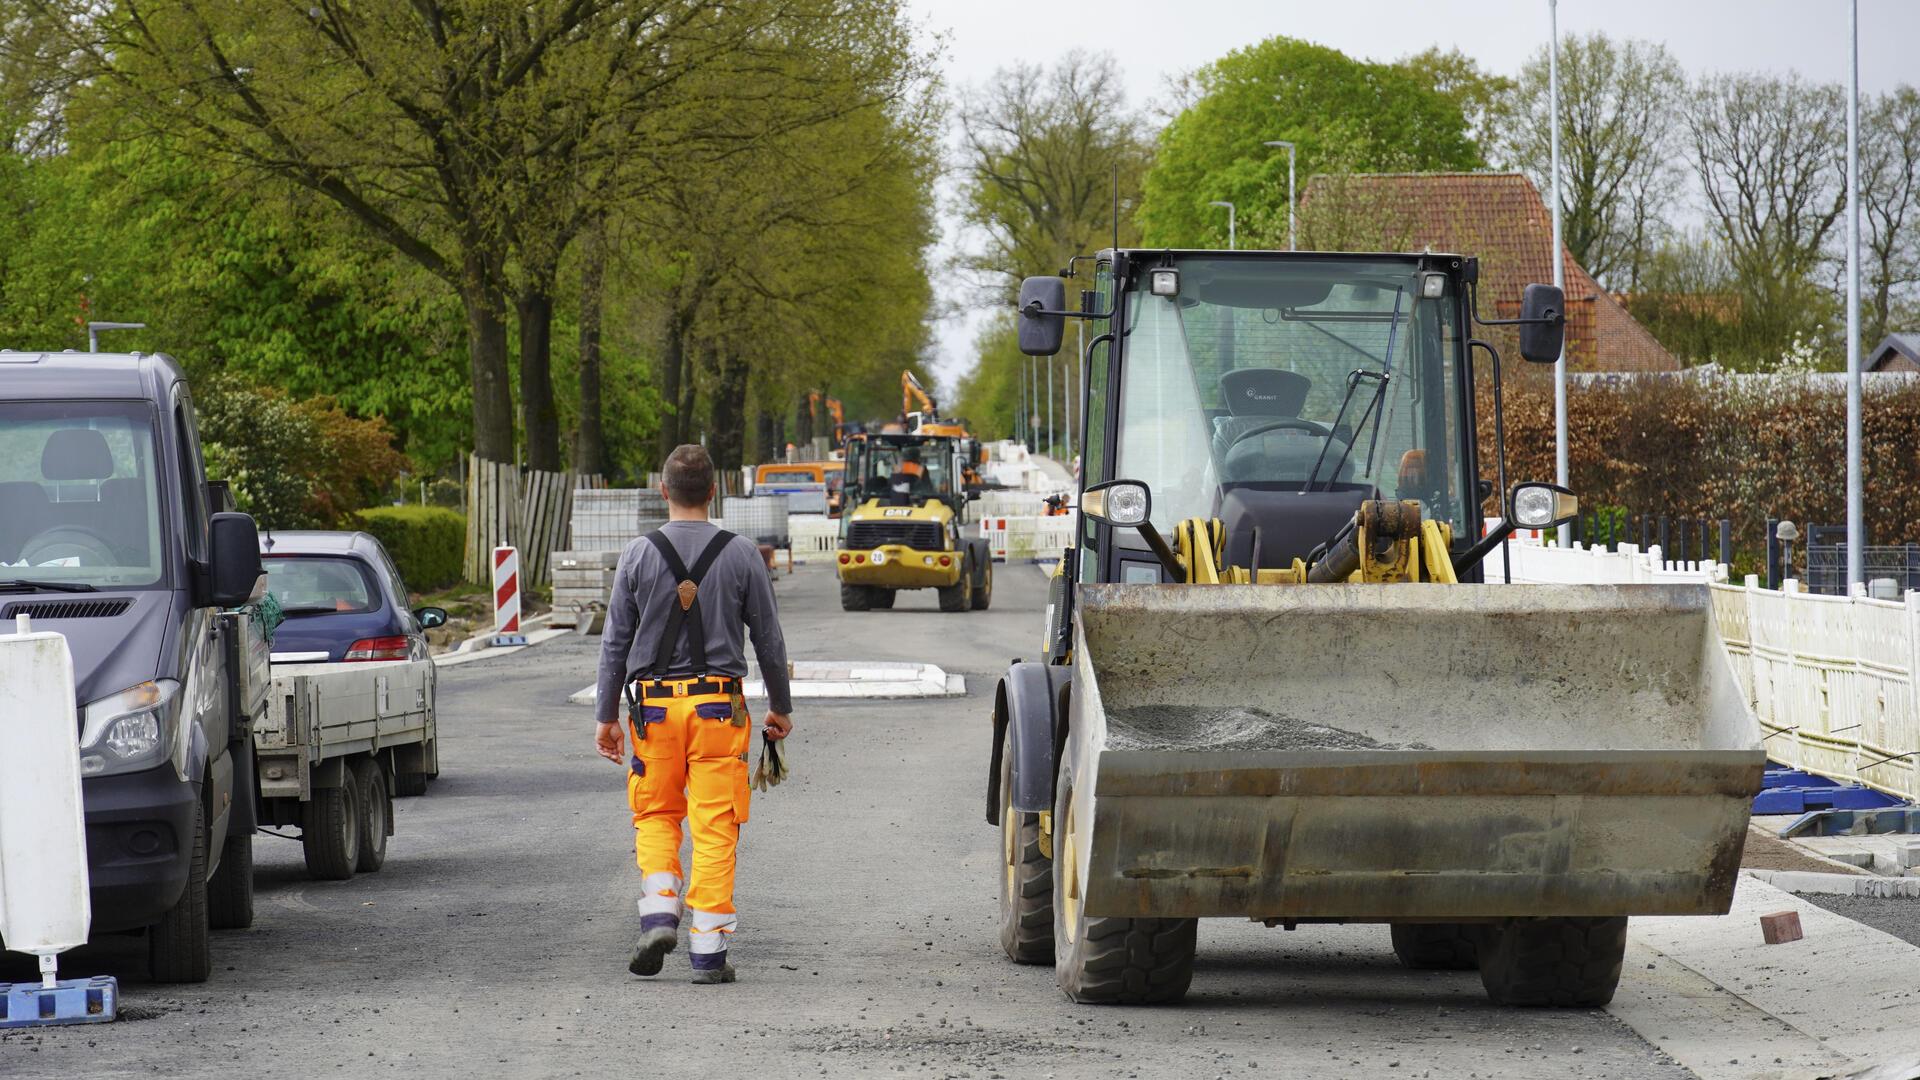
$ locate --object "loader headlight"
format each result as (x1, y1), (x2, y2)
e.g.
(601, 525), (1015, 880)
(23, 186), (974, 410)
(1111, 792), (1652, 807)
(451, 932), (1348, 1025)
(1081, 479), (1151, 527)
(1510, 482), (1579, 529)
(79, 679), (180, 778)
(1149, 268), (1180, 297)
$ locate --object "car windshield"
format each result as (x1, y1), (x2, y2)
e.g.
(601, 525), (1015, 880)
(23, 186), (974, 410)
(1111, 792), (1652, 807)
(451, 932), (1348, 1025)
(1115, 256), (1468, 534)
(855, 440), (952, 503)
(0, 401), (167, 588)
(263, 556), (378, 615)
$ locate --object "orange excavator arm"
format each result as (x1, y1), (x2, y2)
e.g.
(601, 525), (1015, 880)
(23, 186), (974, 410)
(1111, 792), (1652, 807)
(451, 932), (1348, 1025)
(902, 370), (937, 418)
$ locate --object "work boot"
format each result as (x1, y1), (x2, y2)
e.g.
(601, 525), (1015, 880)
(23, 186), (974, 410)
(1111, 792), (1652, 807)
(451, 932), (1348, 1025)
(628, 916), (678, 977)
(690, 951), (735, 984)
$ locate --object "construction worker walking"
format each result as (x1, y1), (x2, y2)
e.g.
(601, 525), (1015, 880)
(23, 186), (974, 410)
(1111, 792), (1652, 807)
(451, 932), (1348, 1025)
(594, 444), (793, 984)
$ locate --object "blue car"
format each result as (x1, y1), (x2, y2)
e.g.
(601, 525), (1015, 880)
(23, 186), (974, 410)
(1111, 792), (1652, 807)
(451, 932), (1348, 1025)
(257, 530), (447, 663)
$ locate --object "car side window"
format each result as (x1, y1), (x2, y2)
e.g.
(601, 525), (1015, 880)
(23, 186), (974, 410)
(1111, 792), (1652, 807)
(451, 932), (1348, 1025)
(377, 550), (411, 613)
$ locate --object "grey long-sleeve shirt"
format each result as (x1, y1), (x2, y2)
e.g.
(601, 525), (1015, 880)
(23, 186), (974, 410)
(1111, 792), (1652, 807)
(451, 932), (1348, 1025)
(594, 520), (793, 722)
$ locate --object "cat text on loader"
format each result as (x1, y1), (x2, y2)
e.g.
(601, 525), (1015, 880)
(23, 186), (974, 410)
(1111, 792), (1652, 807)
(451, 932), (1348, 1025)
(836, 431), (993, 613)
(986, 249), (1762, 1008)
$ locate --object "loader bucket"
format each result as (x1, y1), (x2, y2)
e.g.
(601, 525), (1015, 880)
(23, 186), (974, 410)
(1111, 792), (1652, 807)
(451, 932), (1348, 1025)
(1064, 582), (1764, 923)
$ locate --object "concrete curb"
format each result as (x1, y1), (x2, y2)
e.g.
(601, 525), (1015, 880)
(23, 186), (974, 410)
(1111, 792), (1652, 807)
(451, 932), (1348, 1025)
(1744, 867), (1920, 898)
(434, 620), (568, 668)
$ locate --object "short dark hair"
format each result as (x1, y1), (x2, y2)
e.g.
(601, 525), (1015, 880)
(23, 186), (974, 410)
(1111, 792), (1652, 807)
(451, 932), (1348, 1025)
(662, 444), (715, 507)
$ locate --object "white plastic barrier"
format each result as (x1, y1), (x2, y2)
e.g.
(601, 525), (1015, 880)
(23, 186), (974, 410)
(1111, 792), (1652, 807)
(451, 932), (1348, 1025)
(0, 619), (90, 976)
(978, 515), (1075, 562)
(1484, 535), (1728, 585)
(789, 515), (841, 562)
(1715, 577), (1920, 804)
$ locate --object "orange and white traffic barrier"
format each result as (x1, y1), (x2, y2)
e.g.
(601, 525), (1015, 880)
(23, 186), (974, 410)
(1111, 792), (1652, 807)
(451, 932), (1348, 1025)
(493, 545), (527, 646)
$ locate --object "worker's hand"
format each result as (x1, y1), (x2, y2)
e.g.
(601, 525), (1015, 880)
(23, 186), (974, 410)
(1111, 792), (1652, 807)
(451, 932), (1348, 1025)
(763, 712), (793, 741)
(595, 721), (625, 763)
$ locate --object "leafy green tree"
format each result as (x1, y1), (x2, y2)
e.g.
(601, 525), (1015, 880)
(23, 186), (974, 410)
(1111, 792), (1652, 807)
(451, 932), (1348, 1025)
(1861, 87), (1920, 344)
(1501, 33), (1685, 289)
(1395, 47), (1516, 169)
(1138, 36), (1481, 250)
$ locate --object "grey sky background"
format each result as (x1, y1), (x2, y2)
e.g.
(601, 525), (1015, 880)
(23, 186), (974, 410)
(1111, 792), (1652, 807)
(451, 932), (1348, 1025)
(904, 0), (1920, 390)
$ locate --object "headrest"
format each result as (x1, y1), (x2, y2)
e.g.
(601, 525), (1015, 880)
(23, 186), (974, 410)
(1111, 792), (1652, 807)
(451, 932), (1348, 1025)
(1220, 368), (1310, 417)
(42, 428), (116, 481)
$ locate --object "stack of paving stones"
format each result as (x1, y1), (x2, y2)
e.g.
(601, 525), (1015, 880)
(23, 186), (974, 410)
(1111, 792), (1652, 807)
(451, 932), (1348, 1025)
(550, 550), (621, 629)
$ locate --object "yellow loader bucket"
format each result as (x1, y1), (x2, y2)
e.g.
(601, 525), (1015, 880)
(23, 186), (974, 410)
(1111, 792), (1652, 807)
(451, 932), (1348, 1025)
(1062, 582), (1764, 922)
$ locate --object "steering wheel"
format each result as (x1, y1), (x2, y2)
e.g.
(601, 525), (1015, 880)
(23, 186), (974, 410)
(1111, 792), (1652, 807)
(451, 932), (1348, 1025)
(19, 525), (120, 568)
(1224, 417), (1333, 449)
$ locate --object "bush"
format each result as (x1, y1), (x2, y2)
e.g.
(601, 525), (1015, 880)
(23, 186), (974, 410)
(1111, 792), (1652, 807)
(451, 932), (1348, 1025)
(198, 374), (408, 528)
(353, 506), (466, 593)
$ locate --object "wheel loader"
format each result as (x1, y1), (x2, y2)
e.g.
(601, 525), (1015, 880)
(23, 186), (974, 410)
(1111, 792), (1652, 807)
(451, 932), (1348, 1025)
(836, 430), (993, 612)
(986, 248), (1763, 1007)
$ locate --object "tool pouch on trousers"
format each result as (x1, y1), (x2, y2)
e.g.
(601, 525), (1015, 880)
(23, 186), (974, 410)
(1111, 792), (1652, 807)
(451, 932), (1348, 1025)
(730, 691), (749, 728)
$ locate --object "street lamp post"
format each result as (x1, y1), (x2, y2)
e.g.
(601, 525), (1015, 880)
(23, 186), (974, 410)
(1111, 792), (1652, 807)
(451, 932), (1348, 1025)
(1208, 201), (1235, 250)
(1263, 140), (1297, 250)
(1846, 0), (1864, 589)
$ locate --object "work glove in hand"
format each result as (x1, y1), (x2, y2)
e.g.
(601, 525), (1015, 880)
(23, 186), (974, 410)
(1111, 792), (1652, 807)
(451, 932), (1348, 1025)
(751, 733), (787, 792)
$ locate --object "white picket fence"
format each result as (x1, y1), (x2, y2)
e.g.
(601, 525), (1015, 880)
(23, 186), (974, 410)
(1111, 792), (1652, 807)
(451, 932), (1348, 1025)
(1486, 533), (1919, 803)
(1715, 578), (1920, 804)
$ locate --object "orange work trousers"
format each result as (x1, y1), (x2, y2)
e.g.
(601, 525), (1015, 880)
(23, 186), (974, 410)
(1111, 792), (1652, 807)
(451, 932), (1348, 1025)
(626, 684), (753, 922)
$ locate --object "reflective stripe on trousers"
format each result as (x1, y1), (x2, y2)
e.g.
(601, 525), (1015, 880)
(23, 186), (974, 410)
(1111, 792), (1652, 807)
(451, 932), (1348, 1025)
(627, 688), (753, 923)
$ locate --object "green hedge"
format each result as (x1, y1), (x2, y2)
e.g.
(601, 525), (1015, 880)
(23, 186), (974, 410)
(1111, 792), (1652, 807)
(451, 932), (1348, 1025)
(353, 506), (466, 593)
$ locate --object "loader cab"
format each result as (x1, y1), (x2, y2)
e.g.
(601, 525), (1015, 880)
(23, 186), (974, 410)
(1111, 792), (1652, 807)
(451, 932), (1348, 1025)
(1033, 250), (1484, 588)
(843, 432), (965, 516)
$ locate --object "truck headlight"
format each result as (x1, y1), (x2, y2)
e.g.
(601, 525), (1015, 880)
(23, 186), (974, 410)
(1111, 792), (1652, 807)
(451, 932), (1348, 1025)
(79, 679), (180, 777)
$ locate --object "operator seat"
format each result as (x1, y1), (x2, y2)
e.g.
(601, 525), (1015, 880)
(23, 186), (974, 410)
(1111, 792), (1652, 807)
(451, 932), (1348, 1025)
(1210, 368), (1311, 461)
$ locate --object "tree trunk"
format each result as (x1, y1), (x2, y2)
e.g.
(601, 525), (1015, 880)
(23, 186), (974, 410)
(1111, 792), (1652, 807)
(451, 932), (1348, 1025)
(574, 222), (607, 477)
(657, 300), (700, 463)
(756, 411), (779, 464)
(517, 286), (561, 472)
(707, 341), (749, 470)
(461, 253), (515, 462)
(795, 397), (814, 447)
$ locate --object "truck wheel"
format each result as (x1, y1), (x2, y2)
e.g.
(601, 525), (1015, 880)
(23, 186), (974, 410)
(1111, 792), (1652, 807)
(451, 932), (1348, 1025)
(148, 800), (212, 983)
(938, 559), (974, 613)
(997, 726), (1052, 963)
(1052, 779), (1195, 1003)
(352, 757), (391, 874)
(302, 778), (361, 881)
(1390, 923), (1478, 970)
(1477, 916), (1627, 1007)
(394, 769), (429, 798)
(972, 560), (993, 611)
(208, 825), (255, 931)
(840, 582), (873, 611)
(870, 588), (896, 610)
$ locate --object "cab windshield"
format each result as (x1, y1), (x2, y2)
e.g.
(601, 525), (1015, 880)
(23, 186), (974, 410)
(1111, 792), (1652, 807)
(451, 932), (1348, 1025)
(0, 401), (167, 588)
(852, 440), (952, 506)
(1115, 256), (1468, 534)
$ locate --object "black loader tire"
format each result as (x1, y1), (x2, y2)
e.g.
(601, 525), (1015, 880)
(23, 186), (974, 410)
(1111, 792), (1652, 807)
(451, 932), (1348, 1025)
(352, 757), (391, 873)
(207, 823), (255, 931)
(972, 558), (993, 611)
(149, 798), (212, 983)
(1390, 922), (1479, 970)
(870, 588), (896, 610)
(1052, 779), (1195, 1003)
(1477, 916), (1628, 1007)
(840, 581), (873, 611)
(302, 777), (361, 881)
(997, 726), (1052, 963)
(938, 559), (974, 612)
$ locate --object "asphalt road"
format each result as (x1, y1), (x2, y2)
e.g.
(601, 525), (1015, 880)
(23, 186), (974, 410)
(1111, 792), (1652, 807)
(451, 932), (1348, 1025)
(4, 560), (1694, 1079)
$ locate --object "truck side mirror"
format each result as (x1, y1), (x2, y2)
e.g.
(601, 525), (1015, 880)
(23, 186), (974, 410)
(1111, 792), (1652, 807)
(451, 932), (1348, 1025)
(1518, 283), (1566, 363)
(1017, 276), (1067, 357)
(207, 511), (264, 608)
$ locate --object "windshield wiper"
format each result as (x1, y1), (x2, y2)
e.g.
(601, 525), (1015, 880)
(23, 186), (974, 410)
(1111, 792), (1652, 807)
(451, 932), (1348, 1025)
(0, 578), (100, 593)
(1301, 286), (1405, 493)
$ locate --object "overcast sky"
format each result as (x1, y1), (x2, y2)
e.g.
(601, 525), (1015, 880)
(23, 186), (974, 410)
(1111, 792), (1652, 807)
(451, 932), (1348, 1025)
(904, 0), (1920, 389)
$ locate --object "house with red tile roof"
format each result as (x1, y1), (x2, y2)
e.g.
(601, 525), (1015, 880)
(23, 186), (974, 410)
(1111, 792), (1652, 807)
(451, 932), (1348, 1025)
(1299, 172), (1680, 373)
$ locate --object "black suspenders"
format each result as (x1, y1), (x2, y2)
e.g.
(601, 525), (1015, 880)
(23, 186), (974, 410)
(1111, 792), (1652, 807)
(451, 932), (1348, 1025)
(643, 528), (736, 679)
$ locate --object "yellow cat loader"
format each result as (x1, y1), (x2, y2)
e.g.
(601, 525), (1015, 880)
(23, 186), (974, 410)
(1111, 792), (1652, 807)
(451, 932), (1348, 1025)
(987, 249), (1763, 1007)
(836, 431), (992, 612)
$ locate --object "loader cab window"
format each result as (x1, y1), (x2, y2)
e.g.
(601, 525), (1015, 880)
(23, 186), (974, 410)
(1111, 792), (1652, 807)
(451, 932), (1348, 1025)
(1113, 257), (1467, 538)
(1080, 262), (1115, 583)
(853, 440), (952, 506)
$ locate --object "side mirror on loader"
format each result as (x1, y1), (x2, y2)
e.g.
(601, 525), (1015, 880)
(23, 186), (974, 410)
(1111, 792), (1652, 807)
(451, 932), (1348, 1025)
(1082, 479), (1185, 580)
(1450, 481), (1580, 577)
(1517, 284), (1567, 363)
(1017, 276), (1067, 357)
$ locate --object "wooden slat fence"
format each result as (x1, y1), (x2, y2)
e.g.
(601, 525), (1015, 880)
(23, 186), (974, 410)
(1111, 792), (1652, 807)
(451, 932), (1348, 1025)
(464, 457), (608, 585)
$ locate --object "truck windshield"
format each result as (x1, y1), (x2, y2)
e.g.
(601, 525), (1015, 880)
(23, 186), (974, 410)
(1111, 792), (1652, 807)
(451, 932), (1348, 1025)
(0, 401), (167, 588)
(854, 440), (952, 505)
(1116, 256), (1467, 535)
